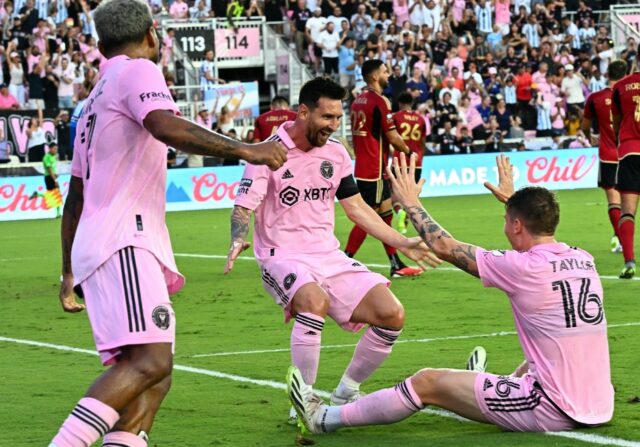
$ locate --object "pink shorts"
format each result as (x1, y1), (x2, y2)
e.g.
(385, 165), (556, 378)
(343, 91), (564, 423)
(474, 373), (578, 432)
(259, 251), (389, 332)
(81, 247), (176, 366)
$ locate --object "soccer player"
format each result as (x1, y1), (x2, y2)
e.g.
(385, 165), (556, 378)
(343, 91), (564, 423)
(288, 153), (614, 435)
(582, 60), (627, 254)
(612, 61), (640, 279)
(42, 143), (62, 218)
(345, 59), (420, 277)
(49, 1), (286, 446)
(392, 92), (427, 234)
(252, 95), (298, 142)
(226, 78), (440, 424)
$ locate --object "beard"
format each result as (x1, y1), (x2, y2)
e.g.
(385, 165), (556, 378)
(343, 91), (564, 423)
(307, 127), (332, 147)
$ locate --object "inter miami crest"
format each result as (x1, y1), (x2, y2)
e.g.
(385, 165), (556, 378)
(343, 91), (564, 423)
(320, 160), (334, 179)
(283, 273), (297, 290)
(152, 306), (171, 330)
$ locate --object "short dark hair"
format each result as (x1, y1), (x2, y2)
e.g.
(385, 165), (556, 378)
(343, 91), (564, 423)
(398, 92), (413, 105)
(608, 60), (627, 81)
(271, 95), (289, 107)
(362, 59), (385, 83)
(298, 77), (346, 109)
(505, 187), (560, 236)
(94, 0), (153, 55)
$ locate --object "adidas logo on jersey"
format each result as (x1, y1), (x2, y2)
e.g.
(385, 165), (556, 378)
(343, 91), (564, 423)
(483, 379), (493, 391)
(282, 169), (294, 179)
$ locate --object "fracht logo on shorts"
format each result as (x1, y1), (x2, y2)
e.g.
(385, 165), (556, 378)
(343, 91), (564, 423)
(139, 91), (173, 102)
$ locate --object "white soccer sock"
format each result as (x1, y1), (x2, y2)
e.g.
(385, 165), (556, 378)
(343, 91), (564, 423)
(322, 405), (344, 432)
(335, 374), (360, 397)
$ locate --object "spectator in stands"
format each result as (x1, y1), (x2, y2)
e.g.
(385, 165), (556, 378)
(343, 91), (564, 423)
(55, 110), (72, 161)
(216, 88), (246, 135)
(319, 20), (341, 78)
(338, 36), (356, 90)
(306, 7), (326, 74)
(53, 54), (75, 109)
(456, 125), (474, 154)
(290, 0), (311, 62)
(534, 92), (553, 138)
(43, 63), (60, 111)
(169, 0), (189, 19)
(26, 106), (46, 162)
(406, 65), (428, 104)
(0, 83), (20, 109)
(561, 64), (586, 117)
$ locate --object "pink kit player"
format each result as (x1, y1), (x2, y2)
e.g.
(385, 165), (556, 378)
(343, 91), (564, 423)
(288, 154), (614, 435)
(226, 77), (440, 424)
(50, 1), (286, 446)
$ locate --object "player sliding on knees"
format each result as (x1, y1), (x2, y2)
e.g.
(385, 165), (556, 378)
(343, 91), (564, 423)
(225, 78), (441, 425)
(288, 153), (614, 435)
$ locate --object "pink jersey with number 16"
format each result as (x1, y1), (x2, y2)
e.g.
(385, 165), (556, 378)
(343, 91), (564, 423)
(476, 243), (613, 426)
(70, 55), (184, 293)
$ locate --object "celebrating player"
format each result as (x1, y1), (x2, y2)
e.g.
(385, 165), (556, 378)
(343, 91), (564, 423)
(253, 95), (298, 142)
(611, 62), (640, 279)
(392, 92), (427, 234)
(49, 1), (286, 446)
(582, 60), (627, 254)
(288, 153), (613, 435)
(226, 77), (440, 424)
(345, 59), (421, 277)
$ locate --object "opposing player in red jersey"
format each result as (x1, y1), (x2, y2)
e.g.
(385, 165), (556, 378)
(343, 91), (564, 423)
(392, 92), (427, 234)
(582, 60), (627, 254)
(253, 95), (298, 142)
(345, 59), (420, 277)
(611, 59), (640, 279)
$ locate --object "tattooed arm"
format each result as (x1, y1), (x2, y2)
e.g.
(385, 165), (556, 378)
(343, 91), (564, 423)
(59, 175), (86, 312)
(143, 110), (287, 170)
(404, 204), (480, 277)
(225, 205), (253, 274)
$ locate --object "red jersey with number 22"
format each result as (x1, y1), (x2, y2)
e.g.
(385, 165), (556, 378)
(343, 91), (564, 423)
(392, 110), (426, 167)
(350, 87), (395, 180)
(611, 73), (640, 160)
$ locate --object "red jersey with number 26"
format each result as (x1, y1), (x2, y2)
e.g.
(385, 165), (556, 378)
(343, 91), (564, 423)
(350, 87), (396, 180)
(611, 73), (640, 160)
(253, 109), (298, 142)
(584, 88), (617, 163)
(392, 110), (426, 167)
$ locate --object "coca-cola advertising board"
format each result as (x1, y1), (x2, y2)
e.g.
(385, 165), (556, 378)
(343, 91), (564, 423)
(0, 149), (599, 222)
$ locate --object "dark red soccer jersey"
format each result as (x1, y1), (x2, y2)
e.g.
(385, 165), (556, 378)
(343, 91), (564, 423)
(611, 73), (640, 159)
(253, 110), (297, 142)
(584, 88), (617, 163)
(392, 110), (426, 167)
(350, 87), (396, 180)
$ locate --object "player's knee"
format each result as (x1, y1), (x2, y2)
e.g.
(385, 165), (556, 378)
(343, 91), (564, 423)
(410, 368), (446, 405)
(127, 347), (173, 386)
(292, 286), (330, 316)
(377, 301), (405, 330)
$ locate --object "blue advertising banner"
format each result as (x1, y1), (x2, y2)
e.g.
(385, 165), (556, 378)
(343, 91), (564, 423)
(0, 148), (599, 222)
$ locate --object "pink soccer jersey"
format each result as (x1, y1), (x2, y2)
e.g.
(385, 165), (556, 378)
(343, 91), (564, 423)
(234, 122), (354, 262)
(476, 243), (614, 425)
(70, 55), (184, 293)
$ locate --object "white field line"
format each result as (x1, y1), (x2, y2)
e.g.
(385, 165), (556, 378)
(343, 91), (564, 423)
(0, 335), (639, 447)
(189, 322), (640, 358)
(173, 253), (640, 281)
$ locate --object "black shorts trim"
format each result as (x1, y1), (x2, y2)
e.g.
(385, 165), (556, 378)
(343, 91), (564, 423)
(44, 175), (56, 190)
(616, 155), (640, 194)
(598, 162), (617, 189)
(357, 178), (391, 208)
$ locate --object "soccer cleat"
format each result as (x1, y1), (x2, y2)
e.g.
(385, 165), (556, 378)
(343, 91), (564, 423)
(391, 266), (422, 278)
(466, 346), (487, 373)
(287, 406), (298, 425)
(329, 389), (366, 405)
(611, 235), (622, 253)
(619, 262), (636, 279)
(395, 209), (408, 234)
(286, 366), (327, 434)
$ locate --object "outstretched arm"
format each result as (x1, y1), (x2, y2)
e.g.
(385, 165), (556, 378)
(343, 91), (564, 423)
(225, 205), (253, 274)
(59, 176), (86, 312)
(387, 153), (481, 277)
(143, 110), (286, 170)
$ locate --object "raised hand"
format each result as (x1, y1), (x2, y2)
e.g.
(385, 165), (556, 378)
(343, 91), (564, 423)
(399, 237), (442, 270)
(483, 154), (514, 203)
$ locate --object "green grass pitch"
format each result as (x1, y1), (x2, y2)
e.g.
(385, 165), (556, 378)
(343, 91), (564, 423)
(0, 188), (639, 446)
